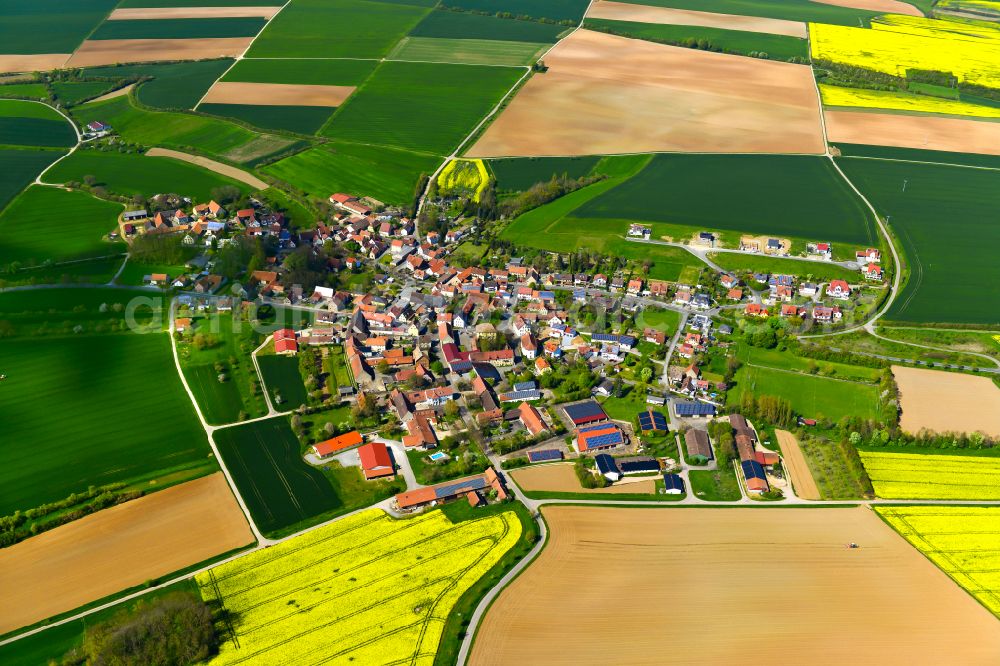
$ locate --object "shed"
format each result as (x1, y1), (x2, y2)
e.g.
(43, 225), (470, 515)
(564, 400), (608, 426)
(684, 429), (713, 460)
(594, 454), (621, 482)
(662, 473), (685, 494)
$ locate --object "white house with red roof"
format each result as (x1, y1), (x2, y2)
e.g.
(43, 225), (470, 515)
(826, 280), (852, 300)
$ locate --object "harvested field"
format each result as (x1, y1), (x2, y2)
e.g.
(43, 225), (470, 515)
(0, 54), (70, 74)
(66, 37), (253, 67)
(586, 1), (807, 37)
(470, 506), (1000, 665)
(811, 0), (923, 16)
(108, 6), (282, 20)
(90, 82), (134, 102)
(510, 463), (656, 494)
(892, 365), (1000, 437)
(775, 429), (819, 500)
(467, 30), (824, 157)
(145, 148), (268, 189)
(201, 81), (354, 106)
(825, 109), (1000, 157)
(0, 473), (252, 635)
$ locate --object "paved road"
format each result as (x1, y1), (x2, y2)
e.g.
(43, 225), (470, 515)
(625, 236), (859, 272)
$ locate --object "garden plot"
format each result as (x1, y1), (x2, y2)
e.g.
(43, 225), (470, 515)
(467, 29), (824, 157)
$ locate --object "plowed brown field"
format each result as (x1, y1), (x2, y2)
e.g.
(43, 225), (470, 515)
(775, 429), (820, 499)
(470, 506), (1000, 665)
(893, 365), (1000, 437)
(511, 463), (655, 494)
(825, 109), (1000, 156)
(0, 54), (70, 74)
(146, 148), (269, 189)
(201, 81), (355, 107)
(66, 38), (254, 67)
(108, 6), (282, 20)
(0, 473), (253, 634)
(586, 1), (807, 37)
(467, 30), (825, 157)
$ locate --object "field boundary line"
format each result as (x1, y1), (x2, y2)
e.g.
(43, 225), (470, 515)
(193, 0), (292, 111)
(840, 154), (1000, 172)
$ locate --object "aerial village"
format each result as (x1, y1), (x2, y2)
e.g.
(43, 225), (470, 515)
(134, 181), (887, 507)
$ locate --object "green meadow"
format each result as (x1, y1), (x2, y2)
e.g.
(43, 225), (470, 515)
(84, 60), (235, 110)
(44, 149), (249, 201)
(0, 149), (67, 211)
(839, 157), (1000, 324)
(0, 327), (213, 515)
(223, 58), (378, 85)
(49, 81), (118, 106)
(489, 156), (601, 191)
(200, 103), (335, 135)
(0, 186), (123, 267)
(409, 10), (566, 42)
(262, 141), (439, 205)
(321, 61), (523, 154)
(0, 0), (119, 54)
(258, 353), (308, 408)
(0, 100), (76, 148)
(708, 252), (861, 282)
(389, 36), (546, 66)
(247, 0), (432, 58)
(442, 0), (590, 22)
(0, 82), (48, 99)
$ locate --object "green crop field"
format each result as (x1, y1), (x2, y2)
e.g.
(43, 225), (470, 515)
(727, 363), (881, 422)
(622, 0), (884, 26)
(489, 156), (601, 191)
(258, 353), (308, 408)
(0, 82), (48, 99)
(262, 141), (438, 205)
(183, 364), (245, 425)
(322, 61), (522, 154)
(84, 60), (234, 110)
(0, 0), (119, 54)
(708, 252), (861, 282)
(574, 154), (877, 247)
(833, 143), (1000, 170)
(839, 157), (1000, 324)
(0, 186), (123, 267)
(3, 255), (124, 287)
(118, 0), (279, 5)
(89, 17), (267, 40)
(0, 328), (214, 515)
(442, 0), (590, 22)
(501, 154), (704, 281)
(71, 95), (298, 165)
(223, 58), (378, 85)
(212, 417), (402, 536)
(0, 100), (76, 148)
(409, 10), (566, 42)
(44, 149), (249, 201)
(200, 103), (335, 135)
(49, 80), (118, 106)
(0, 148), (67, 212)
(248, 0), (432, 58)
(584, 19), (808, 61)
(389, 36), (546, 66)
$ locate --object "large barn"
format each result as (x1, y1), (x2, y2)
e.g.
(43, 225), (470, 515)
(564, 400), (608, 427)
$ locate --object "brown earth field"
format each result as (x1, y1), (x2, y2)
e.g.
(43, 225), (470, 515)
(510, 463), (656, 494)
(0, 54), (70, 75)
(201, 81), (355, 107)
(65, 38), (254, 67)
(146, 148), (269, 189)
(470, 505), (1000, 665)
(108, 6), (282, 20)
(825, 109), (1000, 156)
(586, 1), (807, 37)
(892, 365), (1000, 437)
(0, 473), (253, 635)
(90, 82), (135, 103)
(775, 429), (820, 499)
(811, 0), (924, 16)
(466, 30), (825, 157)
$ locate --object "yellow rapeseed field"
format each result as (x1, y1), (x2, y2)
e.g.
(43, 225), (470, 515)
(818, 83), (1000, 118)
(877, 506), (1000, 615)
(196, 508), (522, 665)
(810, 15), (1000, 89)
(437, 158), (490, 201)
(860, 450), (1000, 499)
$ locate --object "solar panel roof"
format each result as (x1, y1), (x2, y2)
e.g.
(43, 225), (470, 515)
(566, 401), (608, 422)
(662, 473), (684, 490)
(741, 460), (766, 479)
(674, 401), (716, 416)
(434, 476), (488, 498)
(594, 454), (619, 474)
(528, 449), (563, 462)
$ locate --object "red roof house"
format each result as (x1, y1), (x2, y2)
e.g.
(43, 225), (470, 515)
(359, 442), (395, 480)
(274, 328), (298, 355)
(313, 430), (364, 458)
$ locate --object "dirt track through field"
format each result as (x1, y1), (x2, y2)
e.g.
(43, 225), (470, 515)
(108, 6), (282, 20)
(892, 365), (1000, 437)
(587, 1), (807, 37)
(467, 30), (825, 157)
(90, 83), (135, 103)
(470, 506), (1000, 665)
(146, 148), (269, 189)
(811, 0), (923, 16)
(511, 463), (656, 494)
(0, 473), (253, 634)
(775, 429), (820, 499)
(202, 81), (355, 107)
(0, 54), (70, 74)
(66, 38), (254, 68)
(825, 109), (1000, 156)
